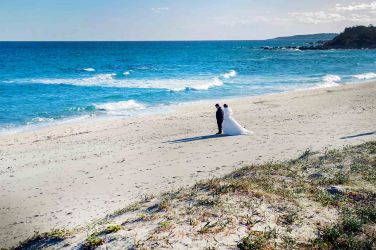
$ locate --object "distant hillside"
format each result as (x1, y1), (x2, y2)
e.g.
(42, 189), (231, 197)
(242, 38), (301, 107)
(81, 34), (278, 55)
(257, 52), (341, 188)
(324, 25), (376, 49)
(272, 33), (337, 41)
(300, 25), (376, 50)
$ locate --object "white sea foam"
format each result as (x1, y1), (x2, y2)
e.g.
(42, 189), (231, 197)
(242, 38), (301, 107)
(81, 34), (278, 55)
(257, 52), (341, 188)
(182, 77), (223, 91)
(26, 73), (224, 91)
(83, 68), (95, 72)
(320, 74), (341, 87)
(31, 74), (117, 86)
(353, 72), (376, 80)
(222, 70), (237, 79)
(0, 115), (92, 135)
(30, 117), (55, 123)
(120, 77), (223, 91)
(13, 68), (238, 91)
(94, 100), (146, 115)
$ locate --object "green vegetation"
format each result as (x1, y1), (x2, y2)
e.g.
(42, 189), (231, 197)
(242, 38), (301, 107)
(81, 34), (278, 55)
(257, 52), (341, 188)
(237, 230), (277, 250)
(14, 229), (70, 249)
(108, 202), (142, 217)
(81, 224), (121, 249)
(83, 235), (103, 249)
(157, 198), (171, 211)
(98, 224), (121, 235)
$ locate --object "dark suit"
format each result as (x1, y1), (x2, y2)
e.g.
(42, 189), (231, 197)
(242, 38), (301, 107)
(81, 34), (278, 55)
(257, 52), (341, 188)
(216, 107), (224, 134)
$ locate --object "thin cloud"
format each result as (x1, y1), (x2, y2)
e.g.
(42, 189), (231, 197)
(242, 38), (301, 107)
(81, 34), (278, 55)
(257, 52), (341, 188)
(348, 13), (376, 22)
(151, 7), (169, 13)
(336, 1), (376, 11)
(289, 1), (376, 24)
(289, 11), (346, 24)
(216, 1), (376, 27)
(215, 16), (284, 27)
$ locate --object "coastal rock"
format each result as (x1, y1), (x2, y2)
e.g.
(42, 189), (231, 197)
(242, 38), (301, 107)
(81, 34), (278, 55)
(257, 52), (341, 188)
(261, 46), (300, 50)
(326, 186), (344, 195)
(308, 172), (324, 180)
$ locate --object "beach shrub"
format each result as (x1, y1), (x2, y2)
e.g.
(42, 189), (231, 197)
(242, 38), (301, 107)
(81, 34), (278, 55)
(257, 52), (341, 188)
(237, 231), (272, 250)
(341, 215), (363, 234)
(83, 235), (103, 249)
(157, 198), (171, 211)
(15, 229), (70, 249)
(101, 224), (121, 234)
(357, 205), (376, 223)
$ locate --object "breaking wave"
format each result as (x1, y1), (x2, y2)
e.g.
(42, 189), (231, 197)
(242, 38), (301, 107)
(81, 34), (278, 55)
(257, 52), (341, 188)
(319, 74), (341, 87)
(94, 100), (144, 111)
(222, 70), (237, 79)
(29, 117), (55, 123)
(353, 72), (376, 80)
(17, 70), (234, 91)
(30, 74), (117, 87)
(83, 68), (95, 72)
(93, 100), (146, 115)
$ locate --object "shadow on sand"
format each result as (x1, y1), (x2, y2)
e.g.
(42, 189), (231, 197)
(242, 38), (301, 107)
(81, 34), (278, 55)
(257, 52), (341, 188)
(166, 134), (232, 143)
(340, 131), (375, 140)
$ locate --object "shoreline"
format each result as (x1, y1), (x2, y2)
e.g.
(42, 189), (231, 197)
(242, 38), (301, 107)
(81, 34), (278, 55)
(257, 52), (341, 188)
(1, 79), (373, 136)
(1, 81), (375, 247)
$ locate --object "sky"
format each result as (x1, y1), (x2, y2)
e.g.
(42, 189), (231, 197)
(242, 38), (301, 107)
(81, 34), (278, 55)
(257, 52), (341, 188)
(0, 0), (375, 41)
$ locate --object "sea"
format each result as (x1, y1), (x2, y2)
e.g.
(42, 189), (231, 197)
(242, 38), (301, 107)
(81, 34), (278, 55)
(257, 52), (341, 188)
(0, 41), (375, 133)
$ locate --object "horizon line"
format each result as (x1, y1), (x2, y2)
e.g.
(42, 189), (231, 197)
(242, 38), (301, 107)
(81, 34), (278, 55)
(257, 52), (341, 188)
(0, 39), (272, 42)
(0, 38), (330, 42)
(0, 33), (339, 43)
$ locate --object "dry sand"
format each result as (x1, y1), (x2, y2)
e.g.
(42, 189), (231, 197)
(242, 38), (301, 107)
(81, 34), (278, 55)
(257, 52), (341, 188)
(0, 82), (375, 247)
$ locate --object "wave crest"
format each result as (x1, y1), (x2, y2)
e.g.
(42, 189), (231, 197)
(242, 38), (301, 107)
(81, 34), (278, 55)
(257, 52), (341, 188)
(183, 77), (223, 91)
(83, 68), (95, 72)
(25, 73), (224, 91)
(320, 74), (341, 87)
(222, 70), (237, 79)
(9, 68), (239, 91)
(353, 72), (376, 80)
(31, 74), (117, 86)
(93, 100), (145, 115)
(29, 117), (55, 123)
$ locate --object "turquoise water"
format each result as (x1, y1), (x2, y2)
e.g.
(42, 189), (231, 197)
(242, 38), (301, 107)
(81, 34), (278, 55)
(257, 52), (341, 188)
(0, 41), (375, 132)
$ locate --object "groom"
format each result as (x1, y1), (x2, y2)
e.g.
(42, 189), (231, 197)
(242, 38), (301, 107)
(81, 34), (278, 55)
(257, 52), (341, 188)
(215, 104), (224, 134)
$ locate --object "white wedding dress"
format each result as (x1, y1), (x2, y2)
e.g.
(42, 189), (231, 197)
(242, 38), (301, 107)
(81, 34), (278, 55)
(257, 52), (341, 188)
(222, 107), (251, 135)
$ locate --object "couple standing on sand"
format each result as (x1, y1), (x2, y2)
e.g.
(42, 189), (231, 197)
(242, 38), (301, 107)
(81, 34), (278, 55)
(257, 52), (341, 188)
(215, 104), (251, 136)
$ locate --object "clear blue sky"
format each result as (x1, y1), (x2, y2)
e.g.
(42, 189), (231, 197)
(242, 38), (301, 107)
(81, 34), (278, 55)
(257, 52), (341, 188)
(0, 0), (375, 40)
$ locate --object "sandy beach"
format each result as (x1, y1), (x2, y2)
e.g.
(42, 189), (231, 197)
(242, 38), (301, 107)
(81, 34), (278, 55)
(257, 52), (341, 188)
(0, 82), (375, 248)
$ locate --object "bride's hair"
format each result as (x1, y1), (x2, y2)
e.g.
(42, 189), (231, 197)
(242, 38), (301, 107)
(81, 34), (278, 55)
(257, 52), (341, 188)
(224, 104), (228, 108)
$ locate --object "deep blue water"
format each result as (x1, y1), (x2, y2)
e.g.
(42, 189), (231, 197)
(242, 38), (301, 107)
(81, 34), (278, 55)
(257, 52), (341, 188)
(0, 41), (375, 132)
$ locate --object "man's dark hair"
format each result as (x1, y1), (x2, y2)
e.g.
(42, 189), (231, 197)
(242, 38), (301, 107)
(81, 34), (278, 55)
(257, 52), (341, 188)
(215, 104), (220, 107)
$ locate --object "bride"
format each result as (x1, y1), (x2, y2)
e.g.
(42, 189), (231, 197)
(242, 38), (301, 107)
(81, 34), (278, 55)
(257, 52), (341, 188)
(222, 104), (252, 135)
